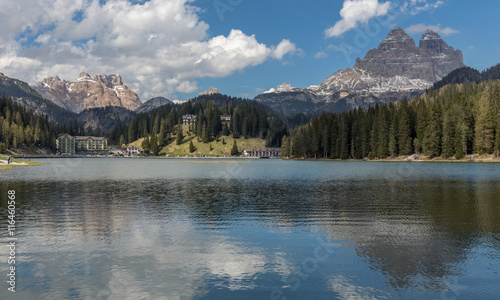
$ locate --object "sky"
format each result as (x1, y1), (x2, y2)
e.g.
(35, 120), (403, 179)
(0, 0), (499, 102)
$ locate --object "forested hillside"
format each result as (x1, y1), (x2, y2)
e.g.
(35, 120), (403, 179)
(283, 80), (500, 159)
(0, 96), (81, 153)
(108, 95), (287, 154)
(431, 64), (500, 90)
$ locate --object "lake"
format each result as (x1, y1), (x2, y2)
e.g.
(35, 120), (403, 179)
(1, 158), (500, 299)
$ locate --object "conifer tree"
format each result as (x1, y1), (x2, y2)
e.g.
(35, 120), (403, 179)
(189, 141), (195, 153)
(128, 118), (137, 143)
(141, 136), (150, 153)
(441, 112), (455, 158)
(423, 102), (442, 157)
(150, 134), (159, 155)
(397, 101), (413, 155)
(231, 139), (239, 156)
(222, 123), (230, 136)
(474, 91), (495, 154)
(175, 126), (183, 145)
(158, 119), (166, 146)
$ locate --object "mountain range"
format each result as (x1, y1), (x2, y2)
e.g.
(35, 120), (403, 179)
(0, 72), (174, 132)
(34, 72), (143, 113)
(0, 27), (490, 133)
(255, 27), (464, 114)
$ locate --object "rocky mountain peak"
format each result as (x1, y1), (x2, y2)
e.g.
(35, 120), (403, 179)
(421, 29), (441, 40)
(33, 72), (141, 113)
(256, 27), (466, 115)
(377, 27), (416, 52)
(79, 72), (91, 79)
(419, 29), (457, 55)
(352, 27), (464, 82)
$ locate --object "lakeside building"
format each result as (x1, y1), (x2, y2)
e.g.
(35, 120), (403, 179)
(182, 114), (197, 125)
(243, 148), (281, 157)
(121, 145), (140, 155)
(56, 134), (108, 154)
(220, 114), (231, 123)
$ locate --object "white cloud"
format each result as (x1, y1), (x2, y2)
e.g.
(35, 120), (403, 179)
(314, 52), (328, 59)
(325, 0), (391, 37)
(407, 0), (444, 15)
(272, 39), (299, 59)
(0, 0), (298, 100)
(406, 23), (459, 36)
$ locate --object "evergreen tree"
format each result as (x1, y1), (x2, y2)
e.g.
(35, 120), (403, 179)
(222, 123), (230, 136)
(397, 101), (413, 155)
(189, 141), (195, 153)
(128, 118), (138, 143)
(423, 102), (442, 157)
(153, 113), (160, 135)
(231, 139), (239, 156)
(474, 91), (495, 154)
(141, 136), (151, 153)
(175, 126), (184, 145)
(158, 119), (167, 146)
(441, 110), (455, 158)
(376, 108), (389, 158)
(280, 135), (290, 157)
(150, 134), (159, 155)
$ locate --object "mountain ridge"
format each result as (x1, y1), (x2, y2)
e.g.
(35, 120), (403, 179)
(255, 27), (465, 115)
(33, 72), (142, 113)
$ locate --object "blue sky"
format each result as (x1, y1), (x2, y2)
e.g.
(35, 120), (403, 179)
(0, 0), (498, 101)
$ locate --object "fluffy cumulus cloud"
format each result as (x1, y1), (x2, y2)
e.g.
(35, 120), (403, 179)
(0, 0), (298, 99)
(406, 23), (459, 36)
(324, 0), (446, 38)
(325, 0), (392, 38)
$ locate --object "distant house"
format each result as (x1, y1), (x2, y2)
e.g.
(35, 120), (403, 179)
(220, 114), (231, 123)
(182, 114), (197, 125)
(243, 148), (281, 157)
(56, 134), (108, 154)
(121, 145), (139, 155)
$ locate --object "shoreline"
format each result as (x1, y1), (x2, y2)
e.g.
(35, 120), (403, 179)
(0, 156), (43, 171)
(286, 155), (500, 163)
(5, 151), (500, 164)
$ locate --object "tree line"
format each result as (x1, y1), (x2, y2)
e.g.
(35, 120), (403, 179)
(282, 80), (500, 159)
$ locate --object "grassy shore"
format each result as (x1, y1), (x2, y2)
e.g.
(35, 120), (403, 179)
(0, 155), (43, 171)
(128, 125), (266, 157)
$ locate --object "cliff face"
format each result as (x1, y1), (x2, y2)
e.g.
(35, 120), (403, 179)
(255, 27), (465, 115)
(353, 28), (463, 82)
(33, 72), (142, 113)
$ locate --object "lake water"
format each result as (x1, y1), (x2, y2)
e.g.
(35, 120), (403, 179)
(1, 158), (500, 299)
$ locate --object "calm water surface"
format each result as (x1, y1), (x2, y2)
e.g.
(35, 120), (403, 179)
(1, 158), (500, 299)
